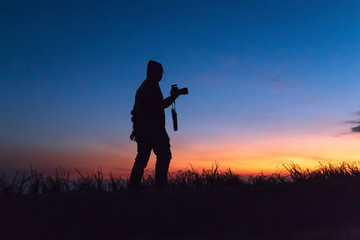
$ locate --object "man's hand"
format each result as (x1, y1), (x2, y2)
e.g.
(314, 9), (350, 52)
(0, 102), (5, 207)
(130, 130), (136, 142)
(170, 88), (180, 98)
(163, 88), (180, 108)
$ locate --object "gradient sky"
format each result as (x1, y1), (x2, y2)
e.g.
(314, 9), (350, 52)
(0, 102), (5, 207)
(1, 1), (360, 177)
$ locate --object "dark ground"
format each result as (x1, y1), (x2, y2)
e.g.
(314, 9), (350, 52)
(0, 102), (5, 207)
(1, 181), (360, 240)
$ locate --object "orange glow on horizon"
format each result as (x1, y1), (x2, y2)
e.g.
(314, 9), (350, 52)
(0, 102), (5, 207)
(1, 133), (359, 178)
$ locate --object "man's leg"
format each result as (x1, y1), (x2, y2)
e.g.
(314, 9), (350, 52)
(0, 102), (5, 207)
(129, 140), (152, 188)
(153, 130), (172, 188)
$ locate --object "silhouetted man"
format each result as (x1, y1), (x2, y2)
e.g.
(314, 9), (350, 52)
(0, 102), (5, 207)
(129, 60), (180, 188)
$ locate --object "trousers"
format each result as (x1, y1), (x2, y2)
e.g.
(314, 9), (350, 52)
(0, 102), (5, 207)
(129, 127), (172, 188)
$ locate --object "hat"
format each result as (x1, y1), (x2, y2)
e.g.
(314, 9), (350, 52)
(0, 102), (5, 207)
(147, 60), (164, 75)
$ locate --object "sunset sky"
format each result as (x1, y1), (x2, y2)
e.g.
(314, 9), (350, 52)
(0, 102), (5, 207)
(1, 1), (360, 177)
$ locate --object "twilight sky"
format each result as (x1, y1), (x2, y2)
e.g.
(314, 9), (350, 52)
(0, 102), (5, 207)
(1, 1), (360, 177)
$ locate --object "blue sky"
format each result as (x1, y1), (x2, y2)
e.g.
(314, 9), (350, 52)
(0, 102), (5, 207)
(1, 1), (359, 175)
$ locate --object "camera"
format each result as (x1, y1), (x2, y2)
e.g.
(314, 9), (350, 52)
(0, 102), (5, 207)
(171, 84), (188, 96)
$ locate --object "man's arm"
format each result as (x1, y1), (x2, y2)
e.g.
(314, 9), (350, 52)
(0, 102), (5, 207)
(163, 95), (178, 108)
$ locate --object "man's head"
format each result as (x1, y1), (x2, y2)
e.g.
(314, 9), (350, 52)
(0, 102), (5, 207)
(147, 60), (164, 82)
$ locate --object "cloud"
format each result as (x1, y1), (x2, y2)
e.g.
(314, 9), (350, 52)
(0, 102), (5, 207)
(270, 77), (283, 92)
(345, 120), (360, 124)
(347, 111), (360, 134)
(269, 77), (297, 94)
(352, 126), (360, 133)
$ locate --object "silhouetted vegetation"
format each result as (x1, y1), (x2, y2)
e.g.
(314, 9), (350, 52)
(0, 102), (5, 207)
(1, 161), (360, 239)
(1, 161), (360, 195)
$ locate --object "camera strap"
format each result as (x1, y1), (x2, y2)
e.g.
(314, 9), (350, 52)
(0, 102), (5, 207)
(171, 100), (178, 131)
(172, 100), (176, 111)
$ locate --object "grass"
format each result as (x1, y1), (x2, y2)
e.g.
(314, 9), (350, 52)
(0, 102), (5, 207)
(1, 161), (360, 239)
(1, 161), (360, 195)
